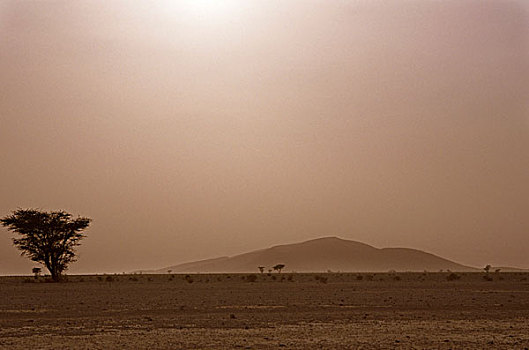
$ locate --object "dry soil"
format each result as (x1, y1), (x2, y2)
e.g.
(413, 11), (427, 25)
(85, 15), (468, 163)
(1, 272), (528, 349)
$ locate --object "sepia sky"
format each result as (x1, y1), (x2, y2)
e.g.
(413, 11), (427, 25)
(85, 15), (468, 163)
(1, 0), (528, 274)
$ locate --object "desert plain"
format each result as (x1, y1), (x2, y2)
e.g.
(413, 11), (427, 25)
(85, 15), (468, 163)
(1, 272), (528, 349)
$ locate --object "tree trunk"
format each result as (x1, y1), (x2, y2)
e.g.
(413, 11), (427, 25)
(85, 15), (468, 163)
(45, 260), (60, 282)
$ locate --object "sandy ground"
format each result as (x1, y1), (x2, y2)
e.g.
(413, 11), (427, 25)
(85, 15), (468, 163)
(1, 272), (528, 349)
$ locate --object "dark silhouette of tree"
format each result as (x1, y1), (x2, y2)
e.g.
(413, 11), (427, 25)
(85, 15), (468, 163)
(273, 264), (285, 273)
(484, 264), (491, 274)
(1, 209), (91, 282)
(258, 266), (265, 274)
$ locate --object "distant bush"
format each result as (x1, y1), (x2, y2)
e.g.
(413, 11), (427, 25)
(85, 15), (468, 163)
(393, 275), (401, 281)
(245, 274), (257, 283)
(184, 275), (194, 283)
(105, 276), (114, 282)
(97, 276), (103, 282)
(315, 275), (328, 284)
(287, 274), (294, 282)
(356, 275), (363, 281)
(365, 274), (374, 281)
(271, 275), (277, 281)
(447, 273), (461, 281)
(483, 275), (493, 282)
(129, 276), (139, 282)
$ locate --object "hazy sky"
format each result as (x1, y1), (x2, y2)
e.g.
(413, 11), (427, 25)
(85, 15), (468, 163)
(1, 0), (528, 274)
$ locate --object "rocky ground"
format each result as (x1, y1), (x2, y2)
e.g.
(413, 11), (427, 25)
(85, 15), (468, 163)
(1, 272), (528, 349)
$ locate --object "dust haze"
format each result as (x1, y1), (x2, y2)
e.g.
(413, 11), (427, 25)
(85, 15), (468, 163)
(1, 0), (528, 274)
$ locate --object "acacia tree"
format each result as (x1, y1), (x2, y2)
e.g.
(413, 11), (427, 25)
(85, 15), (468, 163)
(273, 264), (285, 273)
(1, 209), (91, 282)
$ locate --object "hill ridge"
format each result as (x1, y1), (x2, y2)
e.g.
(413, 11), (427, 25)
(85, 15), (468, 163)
(145, 237), (478, 273)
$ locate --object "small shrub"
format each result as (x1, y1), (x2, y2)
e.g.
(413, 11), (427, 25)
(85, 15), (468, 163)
(287, 274), (294, 282)
(185, 275), (194, 283)
(365, 274), (374, 281)
(129, 276), (139, 282)
(97, 276), (103, 282)
(319, 276), (328, 284)
(483, 275), (493, 282)
(356, 275), (363, 281)
(393, 275), (401, 281)
(271, 275), (277, 281)
(447, 273), (461, 281)
(245, 274), (257, 283)
(105, 276), (114, 282)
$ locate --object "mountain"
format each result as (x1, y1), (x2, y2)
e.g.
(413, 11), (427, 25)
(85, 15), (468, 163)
(148, 237), (477, 273)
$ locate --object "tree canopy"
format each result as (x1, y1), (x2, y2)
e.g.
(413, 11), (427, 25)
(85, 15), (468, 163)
(273, 264), (285, 273)
(1, 209), (91, 281)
